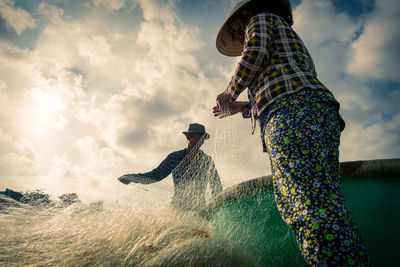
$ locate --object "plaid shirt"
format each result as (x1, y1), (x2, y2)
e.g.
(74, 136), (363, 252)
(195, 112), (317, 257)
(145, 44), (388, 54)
(226, 13), (331, 132)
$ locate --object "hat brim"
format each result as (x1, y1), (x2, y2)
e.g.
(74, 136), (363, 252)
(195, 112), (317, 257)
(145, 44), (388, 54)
(183, 132), (210, 139)
(216, 0), (253, 57)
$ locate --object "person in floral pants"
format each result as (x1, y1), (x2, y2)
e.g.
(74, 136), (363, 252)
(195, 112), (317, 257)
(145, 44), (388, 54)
(213, 0), (369, 265)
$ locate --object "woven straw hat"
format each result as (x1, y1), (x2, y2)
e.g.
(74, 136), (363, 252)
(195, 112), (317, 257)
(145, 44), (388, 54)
(216, 0), (254, 57)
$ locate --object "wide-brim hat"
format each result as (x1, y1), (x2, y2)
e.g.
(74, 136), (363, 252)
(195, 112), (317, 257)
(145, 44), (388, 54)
(182, 123), (210, 139)
(216, 0), (254, 57)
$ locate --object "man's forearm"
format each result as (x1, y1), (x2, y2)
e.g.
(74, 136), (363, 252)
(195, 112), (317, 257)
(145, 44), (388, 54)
(124, 174), (158, 184)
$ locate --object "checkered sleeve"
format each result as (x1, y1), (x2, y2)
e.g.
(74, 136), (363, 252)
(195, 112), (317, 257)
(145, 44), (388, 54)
(226, 15), (270, 100)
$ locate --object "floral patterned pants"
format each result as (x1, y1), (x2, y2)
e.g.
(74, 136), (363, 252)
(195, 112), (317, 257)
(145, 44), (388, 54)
(261, 96), (370, 266)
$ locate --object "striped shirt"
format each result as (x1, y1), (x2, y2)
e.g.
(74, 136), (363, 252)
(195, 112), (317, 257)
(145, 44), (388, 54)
(226, 13), (335, 132)
(127, 149), (222, 210)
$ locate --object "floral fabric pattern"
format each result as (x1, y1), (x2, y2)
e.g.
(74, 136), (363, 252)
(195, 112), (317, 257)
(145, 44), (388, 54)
(260, 91), (370, 266)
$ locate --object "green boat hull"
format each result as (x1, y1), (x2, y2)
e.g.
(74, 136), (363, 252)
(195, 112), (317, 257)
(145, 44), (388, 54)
(205, 159), (400, 266)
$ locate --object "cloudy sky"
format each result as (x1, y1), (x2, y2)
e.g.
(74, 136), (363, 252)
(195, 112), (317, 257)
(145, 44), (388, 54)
(0, 0), (399, 203)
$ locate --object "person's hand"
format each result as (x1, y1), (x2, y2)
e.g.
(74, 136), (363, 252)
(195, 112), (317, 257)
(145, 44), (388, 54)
(214, 91), (232, 118)
(118, 174), (132, 185)
(216, 90), (231, 106)
(213, 90), (245, 118)
(213, 101), (243, 118)
(216, 90), (231, 112)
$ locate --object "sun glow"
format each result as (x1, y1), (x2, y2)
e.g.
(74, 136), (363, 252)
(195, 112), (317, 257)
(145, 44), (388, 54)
(24, 88), (67, 135)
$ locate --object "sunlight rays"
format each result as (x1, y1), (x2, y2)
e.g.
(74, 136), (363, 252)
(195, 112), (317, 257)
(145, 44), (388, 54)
(24, 87), (67, 135)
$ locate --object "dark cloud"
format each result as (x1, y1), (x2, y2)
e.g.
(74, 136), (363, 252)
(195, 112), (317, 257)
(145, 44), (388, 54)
(331, 0), (375, 18)
(116, 95), (183, 150)
(0, 15), (38, 50)
(143, 97), (178, 118)
(67, 67), (85, 77)
(121, 95), (181, 124)
(117, 126), (149, 148)
(0, 16), (16, 40)
(368, 80), (400, 119)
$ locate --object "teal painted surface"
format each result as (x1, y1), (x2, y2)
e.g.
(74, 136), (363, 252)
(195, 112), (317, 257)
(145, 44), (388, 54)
(341, 177), (400, 267)
(211, 177), (400, 266)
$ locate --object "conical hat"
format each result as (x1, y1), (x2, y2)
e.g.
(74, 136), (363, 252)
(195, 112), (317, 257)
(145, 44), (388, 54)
(216, 0), (253, 57)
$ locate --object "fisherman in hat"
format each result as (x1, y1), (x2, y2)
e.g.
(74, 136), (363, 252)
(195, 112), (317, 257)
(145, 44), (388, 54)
(212, 0), (369, 265)
(118, 123), (222, 212)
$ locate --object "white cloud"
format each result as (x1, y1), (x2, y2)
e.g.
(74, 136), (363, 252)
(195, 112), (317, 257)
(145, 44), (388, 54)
(347, 0), (400, 81)
(0, 0), (224, 199)
(0, 127), (41, 188)
(341, 119), (400, 161)
(92, 0), (125, 10)
(136, 0), (176, 23)
(293, 0), (360, 45)
(292, 0), (399, 163)
(0, 41), (34, 80)
(0, 0), (37, 34)
(0, 0), (398, 202)
(37, 1), (64, 23)
(292, 0), (364, 110)
(0, 80), (10, 116)
(78, 35), (113, 65)
(135, 1), (204, 78)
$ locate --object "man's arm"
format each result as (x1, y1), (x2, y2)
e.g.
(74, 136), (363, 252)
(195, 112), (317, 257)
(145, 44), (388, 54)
(118, 152), (180, 185)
